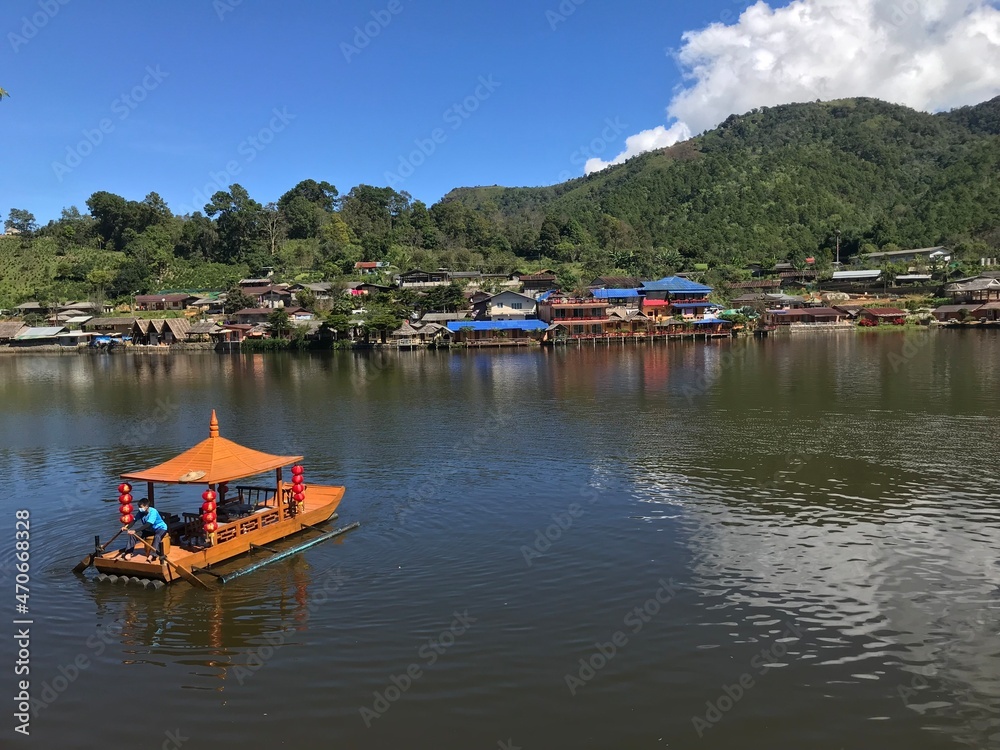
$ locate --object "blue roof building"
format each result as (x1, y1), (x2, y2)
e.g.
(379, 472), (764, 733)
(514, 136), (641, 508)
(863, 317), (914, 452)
(641, 276), (713, 294)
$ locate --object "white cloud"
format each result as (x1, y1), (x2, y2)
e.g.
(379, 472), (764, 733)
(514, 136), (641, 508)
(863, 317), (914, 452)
(584, 122), (692, 173)
(585, 0), (1000, 175)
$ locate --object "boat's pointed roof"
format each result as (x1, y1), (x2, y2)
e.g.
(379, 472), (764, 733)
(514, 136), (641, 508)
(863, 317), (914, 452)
(120, 411), (302, 485)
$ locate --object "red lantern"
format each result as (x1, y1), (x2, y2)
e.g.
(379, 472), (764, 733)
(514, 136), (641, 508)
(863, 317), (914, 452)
(120, 514), (133, 525)
(118, 483), (132, 494)
(203, 511), (216, 523)
(293, 491), (305, 502)
(202, 490), (217, 502)
(291, 464), (304, 476)
(201, 500), (216, 513)
(204, 521), (218, 533)
(120, 503), (132, 515)
(118, 493), (132, 505)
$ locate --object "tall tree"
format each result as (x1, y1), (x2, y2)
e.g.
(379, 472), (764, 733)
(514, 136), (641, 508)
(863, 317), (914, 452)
(204, 184), (264, 263)
(278, 179), (339, 239)
(5, 208), (37, 236)
(262, 202), (287, 255)
(223, 285), (256, 315)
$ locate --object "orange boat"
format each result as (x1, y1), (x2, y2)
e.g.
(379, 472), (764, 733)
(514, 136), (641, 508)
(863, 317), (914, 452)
(75, 410), (348, 586)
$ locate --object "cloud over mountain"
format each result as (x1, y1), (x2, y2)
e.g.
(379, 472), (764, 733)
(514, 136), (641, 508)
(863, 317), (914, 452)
(585, 0), (1000, 173)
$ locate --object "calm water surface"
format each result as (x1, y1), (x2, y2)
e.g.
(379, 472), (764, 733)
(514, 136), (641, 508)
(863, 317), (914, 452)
(1, 331), (999, 749)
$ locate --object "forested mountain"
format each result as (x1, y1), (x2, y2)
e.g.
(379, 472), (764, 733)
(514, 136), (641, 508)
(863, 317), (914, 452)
(442, 96), (1000, 272)
(2, 96), (999, 307)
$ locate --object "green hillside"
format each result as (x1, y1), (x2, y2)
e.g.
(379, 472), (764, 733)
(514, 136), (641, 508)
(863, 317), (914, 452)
(443, 96), (1000, 269)
(2, 96), (1000, 308)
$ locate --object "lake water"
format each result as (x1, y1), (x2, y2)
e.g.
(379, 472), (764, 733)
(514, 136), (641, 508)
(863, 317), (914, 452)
(1, 331), (999, 749)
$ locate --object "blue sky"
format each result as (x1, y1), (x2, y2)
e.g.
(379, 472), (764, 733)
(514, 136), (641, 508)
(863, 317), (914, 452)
(0, 0), (763, 222)
(3, 0), (1000, 225)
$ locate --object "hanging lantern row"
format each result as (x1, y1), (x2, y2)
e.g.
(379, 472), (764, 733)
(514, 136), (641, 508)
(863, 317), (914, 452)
(117, 482), (133, 526)
(202, 488), (218, 536)
(291, 464), (306, 510)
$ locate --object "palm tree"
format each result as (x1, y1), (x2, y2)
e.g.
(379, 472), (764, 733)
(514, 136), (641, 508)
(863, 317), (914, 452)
(0, 88), (9, 100)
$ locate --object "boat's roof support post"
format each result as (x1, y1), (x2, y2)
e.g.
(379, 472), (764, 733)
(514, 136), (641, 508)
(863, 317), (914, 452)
(148, 481), (155, 507)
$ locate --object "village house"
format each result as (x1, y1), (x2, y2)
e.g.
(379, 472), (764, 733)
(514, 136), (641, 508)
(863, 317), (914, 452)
(134, 293), (197, 312)
(472, 291), (536, 320)
(605, 308), (651, 335)
(932, 304), (982, 322)
(10, 326), (67, 347)
(590, 288), (642, 309)
(536, 296), (610, 337)
(233, 308), (274, 325)
(391, 320), (452, 348)
(731, 293), (805, 309)
(283, 306), (315, 321)
(862, 246), (949, 267)
(398, 269), (450, 289)
(589, 275), (646, 290)
(185, 321), (221, 342)
(0, 321), (27, 344)
(944, 277), (1000, 304)
(354, 261), (388, 275)
(857, 308), (907, 325)
(238, 278), (273, 288)
(56, 331), (93, 347)
(82, 317), (138, 335)
(289, 282), (333, 301)
(641, 276), (713, 303)
(764, 308), (847, 326)
(419, 311), (474, 325)
(517, 270), (558, 294)
(13, 301), (50, 318)
(446, 319), (548, 345)
(131, 318), (191, 345)
(188, 295), (226, 316)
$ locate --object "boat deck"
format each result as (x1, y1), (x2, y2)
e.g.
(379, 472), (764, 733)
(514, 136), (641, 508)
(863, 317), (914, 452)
(93, 484), (345, 582)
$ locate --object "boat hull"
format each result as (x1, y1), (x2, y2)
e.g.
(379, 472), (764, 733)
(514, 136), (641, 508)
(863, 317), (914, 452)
(93, 484), (345, 583)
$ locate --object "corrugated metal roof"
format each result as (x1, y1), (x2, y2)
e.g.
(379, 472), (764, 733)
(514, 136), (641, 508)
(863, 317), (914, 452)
(14, 326), (66, 340)
(894, 274), (932, 281)
(446, 320), (548, 332)
(642, 276), (713, 293)
(673, 301), (720, 308)
(832, 270), (881, 280)
(591, 288), (640, 299)
(861, 307), (906, 316)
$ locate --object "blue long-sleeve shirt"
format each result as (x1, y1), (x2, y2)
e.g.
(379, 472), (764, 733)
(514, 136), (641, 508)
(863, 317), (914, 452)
(130, 506), (168, 532)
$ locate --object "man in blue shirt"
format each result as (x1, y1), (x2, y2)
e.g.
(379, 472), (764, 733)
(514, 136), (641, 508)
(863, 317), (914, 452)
(121, 498), (169, 562)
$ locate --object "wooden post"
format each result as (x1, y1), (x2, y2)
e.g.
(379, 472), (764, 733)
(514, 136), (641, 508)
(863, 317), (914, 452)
(148, 482), (155, 507)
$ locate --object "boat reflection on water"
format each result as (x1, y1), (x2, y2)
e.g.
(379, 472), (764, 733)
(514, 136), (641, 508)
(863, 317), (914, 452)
(83, 556), (348, 690)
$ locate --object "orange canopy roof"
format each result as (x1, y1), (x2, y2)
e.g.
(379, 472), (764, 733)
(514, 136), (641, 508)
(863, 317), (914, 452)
(120, 411), (303, 485)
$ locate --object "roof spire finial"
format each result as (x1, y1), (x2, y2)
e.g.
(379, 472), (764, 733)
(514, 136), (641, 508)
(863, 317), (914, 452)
(209, 410), (219, 438)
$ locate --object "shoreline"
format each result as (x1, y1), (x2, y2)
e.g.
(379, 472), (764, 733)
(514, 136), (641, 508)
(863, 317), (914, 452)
(0, 326), (957, 356)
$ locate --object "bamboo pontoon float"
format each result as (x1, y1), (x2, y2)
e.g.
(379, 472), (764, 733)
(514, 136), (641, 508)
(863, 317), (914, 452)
(74, 410), (350, 587)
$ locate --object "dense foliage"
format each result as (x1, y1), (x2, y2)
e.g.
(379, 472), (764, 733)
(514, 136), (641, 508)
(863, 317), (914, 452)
(2, 96), (999, 308)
